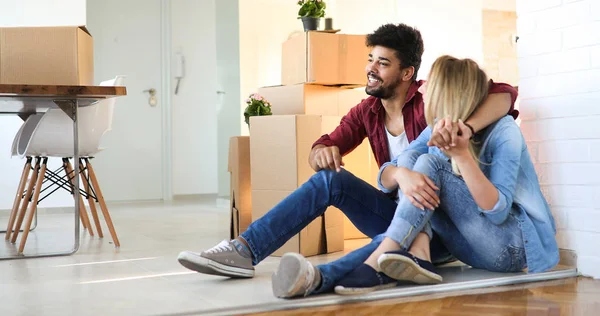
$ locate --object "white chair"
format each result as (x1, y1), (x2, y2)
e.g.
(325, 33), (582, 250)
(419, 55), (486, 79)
(6, 76), (124, 252)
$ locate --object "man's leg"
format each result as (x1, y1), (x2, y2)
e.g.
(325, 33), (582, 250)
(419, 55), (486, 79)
(271, 150), (442, 297)
(178, 167), (398, 278)
(243, 168), (400, 264)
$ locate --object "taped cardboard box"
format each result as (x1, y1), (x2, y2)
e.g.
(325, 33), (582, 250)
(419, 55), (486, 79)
(228, 136), (252, 239)
(282, 32), (369, 86)
(249, 115), (344, 256)
(257, 84), (368, 116)
(0, 25), (93, 85)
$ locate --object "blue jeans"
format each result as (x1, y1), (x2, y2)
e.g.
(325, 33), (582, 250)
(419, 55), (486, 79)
(383, 152), (527, 273)
(240, 151), (451, 294)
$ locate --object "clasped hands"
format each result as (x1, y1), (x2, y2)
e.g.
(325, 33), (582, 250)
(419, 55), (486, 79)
(395, 117), (473, 211)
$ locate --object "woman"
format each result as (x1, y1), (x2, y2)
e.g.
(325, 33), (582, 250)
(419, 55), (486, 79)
(334, 55), (559, 294)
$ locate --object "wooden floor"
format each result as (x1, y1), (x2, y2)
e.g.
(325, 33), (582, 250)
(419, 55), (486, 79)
(252, 277), (600, 315)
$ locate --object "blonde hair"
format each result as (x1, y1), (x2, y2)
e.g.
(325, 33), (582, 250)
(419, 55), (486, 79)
(424, 55), (490, 175)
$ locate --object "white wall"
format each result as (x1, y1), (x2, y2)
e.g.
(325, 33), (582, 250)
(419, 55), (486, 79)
(0, 0), (86, 27)
(0, 0), (86, 209)
(238, 0), (484, 134)
(517, 0), (600, 278)
(483, 0), (517, 11)
(171, 0), (218, 195)
(238, 0), (302, 136)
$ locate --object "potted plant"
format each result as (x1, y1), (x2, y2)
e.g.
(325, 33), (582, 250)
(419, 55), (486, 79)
(297, 0), (326, 31)
(244, 93), (273, 126)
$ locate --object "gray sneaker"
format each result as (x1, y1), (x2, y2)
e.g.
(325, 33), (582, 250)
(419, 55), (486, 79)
(177, 240), (254, 278)
(271, 253), (321, 298)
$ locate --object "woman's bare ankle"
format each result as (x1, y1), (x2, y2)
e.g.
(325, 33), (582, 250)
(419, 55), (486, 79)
(408, 233), (432, 262)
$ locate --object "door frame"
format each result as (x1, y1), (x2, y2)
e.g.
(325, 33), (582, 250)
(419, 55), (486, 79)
(160, 0), (173, 201)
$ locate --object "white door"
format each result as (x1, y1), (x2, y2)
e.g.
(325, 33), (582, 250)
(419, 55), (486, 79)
(86, 0), (164, 201)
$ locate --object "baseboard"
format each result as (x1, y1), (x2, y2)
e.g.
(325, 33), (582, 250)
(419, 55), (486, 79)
(172, 193), (218, 201)
(559, 248), (577, 268)
(216, 197), (230, 208)
(172, 193), (229, 209)
(0, 206), (74, 217)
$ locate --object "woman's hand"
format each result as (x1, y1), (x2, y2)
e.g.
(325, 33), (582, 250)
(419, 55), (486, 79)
(428, 117), (474, 152)
(394, 168), (440, 211)
(427, 117), (457, 150)
(441, 119), (472, 160)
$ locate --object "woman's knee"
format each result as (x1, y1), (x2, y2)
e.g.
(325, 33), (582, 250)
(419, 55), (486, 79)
(414, 154), (447, 173)
(395, 150), (422, 169)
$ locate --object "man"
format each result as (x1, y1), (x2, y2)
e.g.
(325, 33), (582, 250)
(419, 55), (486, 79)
(177, 23), (518, 297)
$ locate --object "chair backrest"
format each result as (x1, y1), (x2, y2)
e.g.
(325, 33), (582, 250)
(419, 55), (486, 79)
(16, 113), (45, 157)
(21, 76), (125, 157)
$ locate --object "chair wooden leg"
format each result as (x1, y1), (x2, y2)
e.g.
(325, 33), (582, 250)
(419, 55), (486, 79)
(86, 158), (120, 247)
(79, 159), (103, 238)
(11, 157), (41, 243)
(65, 159), (93, 237)
(6, 157), (32, 241)
(18, 157), (48, 253)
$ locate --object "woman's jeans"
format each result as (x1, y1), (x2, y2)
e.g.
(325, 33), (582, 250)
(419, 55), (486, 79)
(383, 151), (527, 277)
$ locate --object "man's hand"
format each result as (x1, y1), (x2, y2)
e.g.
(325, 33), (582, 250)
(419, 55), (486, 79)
(394, 168), (440, 211)
(427, 116), (473, 150)
(309, 145), (344, 172)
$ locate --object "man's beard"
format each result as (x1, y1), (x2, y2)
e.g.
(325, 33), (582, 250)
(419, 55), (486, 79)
(365, 77), (401, 99)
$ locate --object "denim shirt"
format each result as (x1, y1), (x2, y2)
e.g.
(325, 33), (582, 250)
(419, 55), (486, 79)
(377, 116), (559, 273)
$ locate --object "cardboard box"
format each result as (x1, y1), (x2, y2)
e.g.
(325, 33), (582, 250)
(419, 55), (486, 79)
(250, 115), (380, 252)
(282, 32), (369, 86)
(258, 84), (367, 116)
(0, 26), (94, 85)
(228, 136), (252, 239)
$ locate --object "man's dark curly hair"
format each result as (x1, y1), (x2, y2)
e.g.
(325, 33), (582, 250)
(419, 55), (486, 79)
(366, 23), (424, 81)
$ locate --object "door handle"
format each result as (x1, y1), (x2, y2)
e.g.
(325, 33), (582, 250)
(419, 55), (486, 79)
(144, 88), (157, 106)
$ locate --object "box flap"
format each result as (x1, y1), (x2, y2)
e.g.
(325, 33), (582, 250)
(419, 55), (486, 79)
(78, 25), (92, 36)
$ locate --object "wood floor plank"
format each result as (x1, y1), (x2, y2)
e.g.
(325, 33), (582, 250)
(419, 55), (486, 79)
(250, 277), (600, 316)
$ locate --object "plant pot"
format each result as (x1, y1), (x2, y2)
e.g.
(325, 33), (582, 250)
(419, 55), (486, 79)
(301, 17), (320, 31)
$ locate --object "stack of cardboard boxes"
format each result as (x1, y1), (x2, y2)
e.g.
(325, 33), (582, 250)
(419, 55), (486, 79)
(229, 31), (381, 257)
